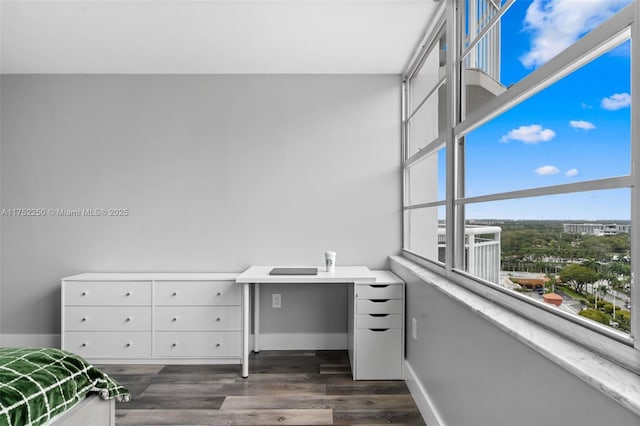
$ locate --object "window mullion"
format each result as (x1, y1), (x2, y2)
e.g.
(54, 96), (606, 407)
(631, 0), (640, 349)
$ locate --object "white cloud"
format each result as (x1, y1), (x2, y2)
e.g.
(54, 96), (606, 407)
(601, 92), (631, 110)
(500, 124), (556, 144)
(569, 120), (596, 130)
(565, 168), (579, 177)
(519, 0), (632, 69)
(535, 165), (560, 175)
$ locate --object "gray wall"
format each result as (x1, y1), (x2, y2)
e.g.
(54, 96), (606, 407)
(391, 260), (640, 426)
(0, 74), (401, 336)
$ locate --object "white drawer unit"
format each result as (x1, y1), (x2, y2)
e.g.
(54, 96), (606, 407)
(65, 306), (152, 332)
(351, 270), (404, 380)
(154, 281), (241, 306)
(61, 273), (241, 364)
(154, 306), (242, 331)
(155, 331), (241, 358)
(64, 332), (152, 359)
(64, 281), (151, 306)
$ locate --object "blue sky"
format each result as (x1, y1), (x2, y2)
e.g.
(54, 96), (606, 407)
(462, 0), (633, 221)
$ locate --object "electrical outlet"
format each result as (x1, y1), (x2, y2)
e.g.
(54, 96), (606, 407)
(272, 293), (282, 309)
(412, 318), (417, 340)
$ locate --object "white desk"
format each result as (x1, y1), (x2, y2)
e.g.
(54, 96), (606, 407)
(235, 266), (377, 377)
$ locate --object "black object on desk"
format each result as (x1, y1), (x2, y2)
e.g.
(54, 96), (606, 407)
(269, 267), (318, 276)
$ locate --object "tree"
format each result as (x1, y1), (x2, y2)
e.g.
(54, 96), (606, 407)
(559, 264), (598, 292)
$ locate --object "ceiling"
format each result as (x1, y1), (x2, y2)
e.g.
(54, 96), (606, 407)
(0, 0), (437, 74)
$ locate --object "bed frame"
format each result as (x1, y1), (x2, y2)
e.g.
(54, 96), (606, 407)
(46, 395), (115, 426)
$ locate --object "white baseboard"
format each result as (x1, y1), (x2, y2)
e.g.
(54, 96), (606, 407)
(1, 334), (61, 348)
(404, 360), (445, 426)
(255, 333), (347, 350)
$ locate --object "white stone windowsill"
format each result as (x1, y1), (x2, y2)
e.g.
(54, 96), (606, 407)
(390, 255), (640, 417)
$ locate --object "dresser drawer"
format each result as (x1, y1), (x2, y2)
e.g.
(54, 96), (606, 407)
(154, 332), (241, 358)
(64, 332), (151, 358)
(356, 284), (403, 300)
(356, 313), (403, 329)
(355, 328), (402, 380)
(65, 307), (151, 331)
(154, 306), (241, 331)
(356, 299), (403, 314)
(154, 281), (241, 306)
(64, 282), (151, 306)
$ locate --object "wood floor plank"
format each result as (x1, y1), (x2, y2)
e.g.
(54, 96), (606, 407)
(333, 409), (426, 425)
(151, 373), (239, 384)
(219, 382), (327, 396)
(127, 395), (225, 410)
(118, 408), (333, 425)
(140, 383), (225, 397)
(326, 381), (412, 395)
(95, 364), (165, 375)
(220, 394), (419, 411)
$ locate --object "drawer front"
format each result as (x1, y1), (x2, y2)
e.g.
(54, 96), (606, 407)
(65, 307), (151, 331)
(356, 313), (403, 329)
(64, 332), (151, 358)
(155, 306), (241, 331)
(64, 282), (151, 306)
(154, 281), (241, 306)
(356, 299), (403, 314)
(355, 328), (402, 380)
(356, 284), (403, 300)
(154, 332), (241, 358)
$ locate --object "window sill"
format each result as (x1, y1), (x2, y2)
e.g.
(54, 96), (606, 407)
(390, 255), (640, 417)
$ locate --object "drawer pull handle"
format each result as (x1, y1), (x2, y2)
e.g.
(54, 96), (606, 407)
(125, 317), (132, 322)
(370, 285), (389, 288)
(216, 292), (222, 297)
(171, 342), (178, 347)
(216, 317), (221, 322)
(369, 314), (389, 318)
(81, 317), (88, 322)
(81, 291), (88, 296)
(172, 317), (178, 322)
(125, 292), (132, 297)
(370, 328), (389, 332)
(81, 343), (87, 347)
(172, 291), (178, 296)
(125, 342), (132, 347)
(215, 343), (221, 347)
(371, 299), (390, 303)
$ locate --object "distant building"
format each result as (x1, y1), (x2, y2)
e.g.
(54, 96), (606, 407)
(563, 223), (630, 236)
(438, 225), (501, 284)
(505, 272), (549, 289)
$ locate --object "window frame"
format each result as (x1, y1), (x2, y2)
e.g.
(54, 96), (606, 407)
(401, 0), (640, 370)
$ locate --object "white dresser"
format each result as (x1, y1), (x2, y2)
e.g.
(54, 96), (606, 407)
(61, 273), (242, 364)
(348, 270), (405, 380)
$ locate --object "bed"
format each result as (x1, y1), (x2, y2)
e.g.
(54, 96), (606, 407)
(0, 347), (129, 426)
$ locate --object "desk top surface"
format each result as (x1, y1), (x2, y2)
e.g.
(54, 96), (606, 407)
(236, 266), (376, 283)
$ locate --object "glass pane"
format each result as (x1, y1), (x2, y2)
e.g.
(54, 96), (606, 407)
(410, 35), (444, 115)
(404, 206), (446, 263)
(463, 0), (632, 89)
(407, 96), (443, 159)
(465, 40), (631, 197)
(407, 34), (445, 159)
(407, 146), (446, 205)
(463, 188), (631, 334)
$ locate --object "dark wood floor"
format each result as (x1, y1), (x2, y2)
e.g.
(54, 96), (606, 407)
(98, 350), (426, 425)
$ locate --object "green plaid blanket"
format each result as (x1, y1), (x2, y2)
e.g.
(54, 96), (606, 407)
(0, 347), (130, 426)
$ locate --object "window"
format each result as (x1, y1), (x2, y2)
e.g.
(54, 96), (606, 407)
(402, 0), (638, 351)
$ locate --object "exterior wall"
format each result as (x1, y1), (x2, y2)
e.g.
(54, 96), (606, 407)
(0, 74), (401, 339)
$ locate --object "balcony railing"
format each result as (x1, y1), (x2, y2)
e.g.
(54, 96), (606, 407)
(464, 0), (507, 82)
